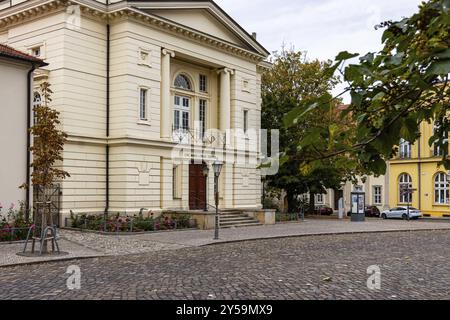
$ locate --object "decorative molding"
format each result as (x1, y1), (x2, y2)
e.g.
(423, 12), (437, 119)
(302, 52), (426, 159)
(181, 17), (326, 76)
(0, 0), (268, 62)
(161, 48), (175, 58)
(217, 67), (235, 75)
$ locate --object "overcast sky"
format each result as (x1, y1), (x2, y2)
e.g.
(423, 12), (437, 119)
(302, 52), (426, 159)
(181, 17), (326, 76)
(215, 0), (423, 101)
(216, 0), (422, 60)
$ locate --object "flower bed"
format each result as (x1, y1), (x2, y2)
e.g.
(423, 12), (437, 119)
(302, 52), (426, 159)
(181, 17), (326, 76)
(276, 212), (299, 222)
(69, 211), (196, 233)
(0, 202), (33, 242)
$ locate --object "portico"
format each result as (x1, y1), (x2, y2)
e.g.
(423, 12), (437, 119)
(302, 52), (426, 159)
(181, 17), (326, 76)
(0, 0), (270, 220)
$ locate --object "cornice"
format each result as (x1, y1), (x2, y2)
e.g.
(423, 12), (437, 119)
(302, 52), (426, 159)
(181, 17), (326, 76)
(0, 0), (267, 63)
(0, 0), (69, 28)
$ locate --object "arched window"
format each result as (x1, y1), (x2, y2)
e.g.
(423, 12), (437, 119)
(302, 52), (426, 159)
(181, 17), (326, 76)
(399, 173), (413, 203)
(434, 172), (449, 204)
(174, 74), (192, 91)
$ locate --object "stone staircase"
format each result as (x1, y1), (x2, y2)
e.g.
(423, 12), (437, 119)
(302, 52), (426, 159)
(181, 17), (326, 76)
(219, 210), (262, 229)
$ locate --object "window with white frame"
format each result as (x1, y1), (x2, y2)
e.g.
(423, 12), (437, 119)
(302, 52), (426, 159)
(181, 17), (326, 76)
(399, 173), (413, 203)
(243, 109), (249, 134)
(33, 92), (42, 124)
(31, 46), (41, 57)
(28, 43), (45, 59)
(433, 122), (449, 156)
(174, 96), (190, 131)
(373, 186), (382, 205)
(174, 74), (192, 91)
(434, 172), (449, 204)
(199, 74), (207, 93)
(199, 99), (207, 139)
(399, 138), (411, 159)
(139, 88), (148, 121)
(316, 194), (324, 204)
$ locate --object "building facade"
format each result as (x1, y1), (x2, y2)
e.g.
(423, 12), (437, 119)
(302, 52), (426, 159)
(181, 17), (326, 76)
(317, 174), (390, 214)
(0, 43), (46, 212)
(0, 0), (269, 220)
(389, 121), (450, 218)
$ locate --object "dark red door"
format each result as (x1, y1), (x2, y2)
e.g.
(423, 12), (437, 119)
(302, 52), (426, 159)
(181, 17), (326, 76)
(189, 164), (206, 210)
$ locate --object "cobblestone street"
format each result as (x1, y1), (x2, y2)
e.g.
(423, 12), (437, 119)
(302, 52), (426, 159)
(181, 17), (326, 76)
(0, 230), (449, 300)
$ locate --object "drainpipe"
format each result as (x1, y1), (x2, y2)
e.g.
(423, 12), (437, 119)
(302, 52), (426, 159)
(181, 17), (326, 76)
(26, 63), (36, 221)
(417, 133), (422, 210)
(105, 20), (110, 215)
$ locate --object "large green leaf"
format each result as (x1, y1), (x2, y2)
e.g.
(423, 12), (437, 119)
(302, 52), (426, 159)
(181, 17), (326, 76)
(427, 59), (450, 75)
(335, 51), (359, 61)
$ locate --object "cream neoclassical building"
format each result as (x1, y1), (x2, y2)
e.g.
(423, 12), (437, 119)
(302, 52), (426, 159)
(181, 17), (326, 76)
(0, 0), (270, 222)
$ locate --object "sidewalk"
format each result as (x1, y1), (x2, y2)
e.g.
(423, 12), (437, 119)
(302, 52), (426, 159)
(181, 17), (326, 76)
(136, 218), (450, 246)
(1, 219), (449, 267)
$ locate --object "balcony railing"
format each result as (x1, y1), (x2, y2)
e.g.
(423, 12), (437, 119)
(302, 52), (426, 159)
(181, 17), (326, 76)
(172, 126), (227, 147)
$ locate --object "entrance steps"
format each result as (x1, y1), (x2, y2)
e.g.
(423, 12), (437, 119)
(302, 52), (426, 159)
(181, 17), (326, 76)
(219, 210), (262, 229)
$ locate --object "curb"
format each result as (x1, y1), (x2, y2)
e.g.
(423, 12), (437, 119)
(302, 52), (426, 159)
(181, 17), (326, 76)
(61, 227), (200, 236)
(200, 228), (450, 247)
(0, 254), (106, 269)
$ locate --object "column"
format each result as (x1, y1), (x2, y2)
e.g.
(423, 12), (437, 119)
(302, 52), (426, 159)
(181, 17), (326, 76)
(218, 68), (234, 135)
(161, 48), (175, 140)
(217, 68), (234, 209)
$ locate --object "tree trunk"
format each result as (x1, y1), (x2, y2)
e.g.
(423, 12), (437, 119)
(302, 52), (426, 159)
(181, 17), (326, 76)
(286, 191), (297, 213)
(308, 193), (316, 215)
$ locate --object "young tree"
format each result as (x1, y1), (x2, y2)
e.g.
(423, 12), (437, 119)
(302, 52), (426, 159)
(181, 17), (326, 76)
(23, 82), (70, 253)
(285, 0), (450, 173)
(262, 50), (361, 213)
(30, 82), (70, 187)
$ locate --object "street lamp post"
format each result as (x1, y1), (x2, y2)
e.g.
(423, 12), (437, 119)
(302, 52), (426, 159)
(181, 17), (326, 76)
(212, 160), (223, 240)
(202, 164), (209, 212)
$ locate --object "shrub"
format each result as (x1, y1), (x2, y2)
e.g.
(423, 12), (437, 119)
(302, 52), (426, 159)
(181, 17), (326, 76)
(0, 202), (32, 242)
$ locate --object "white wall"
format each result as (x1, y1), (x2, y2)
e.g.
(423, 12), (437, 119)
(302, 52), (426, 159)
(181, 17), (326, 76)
(0, 58), (29, 212)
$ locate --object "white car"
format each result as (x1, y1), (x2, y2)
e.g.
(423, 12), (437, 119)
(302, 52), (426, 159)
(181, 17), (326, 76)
(381, 207), (422, 220)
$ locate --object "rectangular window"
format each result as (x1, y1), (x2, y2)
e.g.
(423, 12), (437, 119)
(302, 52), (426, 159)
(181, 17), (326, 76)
(243, 109), (249, 133)
(139, 88), (147, 121)
(316, 194), (324, 204)
(399, 139), (411, 159)
(373, 186), (382, 205)
(199, 99), (207, 139)
(32, 47), (41, 57)
(199, 74), (207, 92)
(174, 110), (180, 130)
(433, 122), (449, 157)
(172, 166), (182, 199)
(182, 111), (189, 131)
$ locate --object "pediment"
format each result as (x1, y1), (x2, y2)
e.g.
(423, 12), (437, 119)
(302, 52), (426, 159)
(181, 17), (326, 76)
(129, 1), (269, 57)
(145, 8), (250, 48)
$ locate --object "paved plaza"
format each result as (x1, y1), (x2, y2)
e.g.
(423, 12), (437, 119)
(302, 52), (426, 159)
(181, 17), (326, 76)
(0, 230), (448, 300)
(1, 219), (450, 267)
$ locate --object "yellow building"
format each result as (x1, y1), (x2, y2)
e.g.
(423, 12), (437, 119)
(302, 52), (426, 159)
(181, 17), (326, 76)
(389, 121), (450, 218)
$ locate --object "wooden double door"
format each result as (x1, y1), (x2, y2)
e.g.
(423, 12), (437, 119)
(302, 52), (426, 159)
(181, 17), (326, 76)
(189, 164), (207, 210)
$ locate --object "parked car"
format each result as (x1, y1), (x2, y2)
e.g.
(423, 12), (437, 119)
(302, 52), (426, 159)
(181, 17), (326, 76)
(314, 205), (334, 216)
(365, 205), (381, 217)
(346, 205), (381, 217)
(381, 207), (422, 220)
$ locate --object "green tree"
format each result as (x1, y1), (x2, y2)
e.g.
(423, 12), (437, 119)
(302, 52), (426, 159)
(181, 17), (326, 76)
(285, 0), (450, 172)
(262, 50), (361, 213)
(30, 82), (70, 187)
